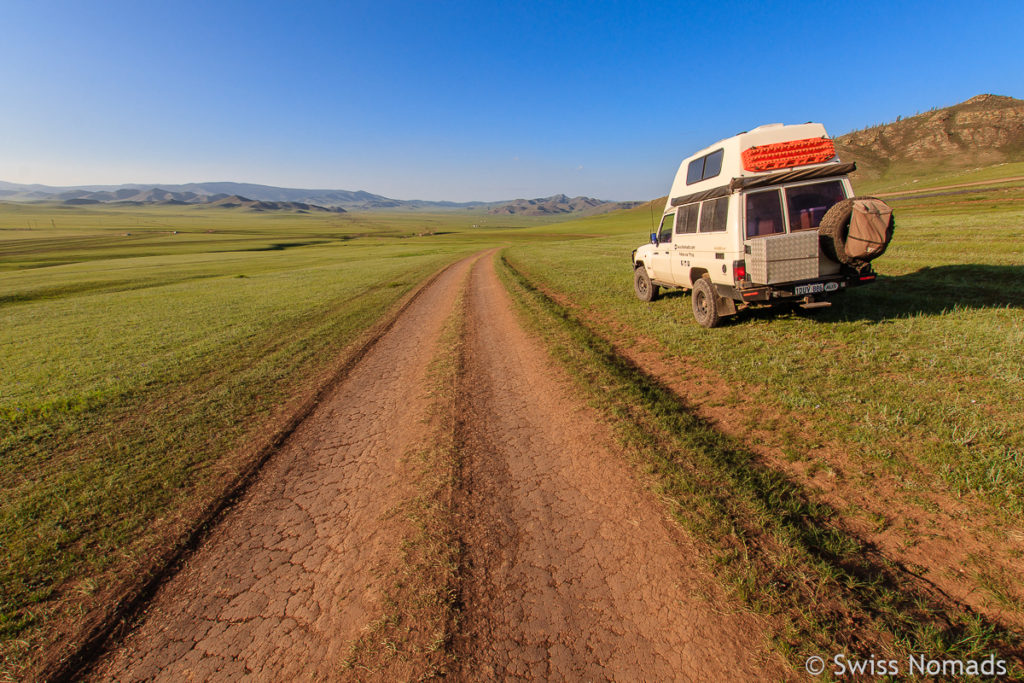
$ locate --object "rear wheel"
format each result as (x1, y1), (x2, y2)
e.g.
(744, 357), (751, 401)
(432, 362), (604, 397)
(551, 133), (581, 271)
(634, 267), (658, 302)
(692, 277), (722, 328)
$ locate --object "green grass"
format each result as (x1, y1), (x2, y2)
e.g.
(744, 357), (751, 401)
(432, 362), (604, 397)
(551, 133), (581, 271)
(851, 160), (1024, 196)
(0, 201), (564, 271)
(3, 170), (1023, 677)
(503, 200), (1024, 521)
(498, 253), (1024, 673)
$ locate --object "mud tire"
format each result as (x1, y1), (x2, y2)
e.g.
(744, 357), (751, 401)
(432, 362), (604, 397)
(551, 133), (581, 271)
(634, 267), (658, 302)
(818, 196), (895, 270)
(692, 277), (722, 328)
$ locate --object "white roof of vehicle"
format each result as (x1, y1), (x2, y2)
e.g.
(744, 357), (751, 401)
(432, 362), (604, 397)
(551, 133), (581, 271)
(665, 122), (837, 211)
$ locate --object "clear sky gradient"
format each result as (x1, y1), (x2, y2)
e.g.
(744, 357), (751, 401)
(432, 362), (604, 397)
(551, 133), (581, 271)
(2, 0), (1021, 201)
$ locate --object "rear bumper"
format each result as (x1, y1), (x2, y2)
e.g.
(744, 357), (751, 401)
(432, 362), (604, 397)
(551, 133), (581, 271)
(721, 271), (876, 303)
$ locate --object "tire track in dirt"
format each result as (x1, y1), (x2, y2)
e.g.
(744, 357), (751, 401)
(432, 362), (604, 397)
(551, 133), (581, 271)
(89, 254), (478, 681)
(453, 254), (781, 680)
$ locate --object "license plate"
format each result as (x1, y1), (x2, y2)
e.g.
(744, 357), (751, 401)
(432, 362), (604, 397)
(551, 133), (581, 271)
(794, 283), (824, 295)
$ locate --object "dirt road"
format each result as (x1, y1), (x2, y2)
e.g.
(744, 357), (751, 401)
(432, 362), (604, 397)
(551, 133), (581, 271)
(91, 252), (778, 681)
(453, 255), (776, 680)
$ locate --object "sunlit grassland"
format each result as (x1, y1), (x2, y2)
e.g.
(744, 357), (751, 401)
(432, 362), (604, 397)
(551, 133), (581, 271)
(0, 202), (565, 676)
(2, 164), (1022, 675)
(852, 160), (1024, 196)
(0, 201), (558, 270)
(504, 189), (1024, 521)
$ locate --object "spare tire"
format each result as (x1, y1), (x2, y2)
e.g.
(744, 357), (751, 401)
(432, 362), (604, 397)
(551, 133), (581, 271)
(818, 196), (895, 270)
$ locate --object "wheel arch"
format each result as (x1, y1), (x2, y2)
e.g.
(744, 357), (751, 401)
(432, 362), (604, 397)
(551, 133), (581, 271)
(688, 267), (709, 288)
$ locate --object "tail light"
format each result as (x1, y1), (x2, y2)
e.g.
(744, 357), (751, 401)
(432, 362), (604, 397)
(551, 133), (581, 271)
(733, 260), (747, 282)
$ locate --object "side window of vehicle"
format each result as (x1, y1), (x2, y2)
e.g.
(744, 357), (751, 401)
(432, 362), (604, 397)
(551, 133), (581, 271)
(658, 213), (674, 243)
(686, 158), (703, 185)
(686, 148), (725, 185)
(745, 190), (785, 238)
(702, 149), (724, 181)
(675, 203), (699, 234)
(699, 196), (728, 232)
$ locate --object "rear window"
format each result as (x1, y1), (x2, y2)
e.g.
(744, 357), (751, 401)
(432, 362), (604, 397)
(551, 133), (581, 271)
(745, 190), (785, 238)
(785, 181), (846, 231)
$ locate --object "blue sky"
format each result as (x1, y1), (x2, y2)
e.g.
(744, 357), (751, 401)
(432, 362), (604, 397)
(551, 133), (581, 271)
(1, 0), (1021, 201)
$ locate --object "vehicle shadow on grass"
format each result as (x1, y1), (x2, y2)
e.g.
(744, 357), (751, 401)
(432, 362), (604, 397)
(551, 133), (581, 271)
(653, 265), (1023, 326)
(774, 265), (1024, 325)
(828, 265), (1024, 323)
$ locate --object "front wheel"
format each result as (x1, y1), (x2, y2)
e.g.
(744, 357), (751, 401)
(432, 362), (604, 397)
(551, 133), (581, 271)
(634, 267), (658, 302)
(692, 277), (722, 328)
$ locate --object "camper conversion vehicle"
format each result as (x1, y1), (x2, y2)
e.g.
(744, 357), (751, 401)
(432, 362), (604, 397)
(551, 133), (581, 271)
(632, 123), (894, 327)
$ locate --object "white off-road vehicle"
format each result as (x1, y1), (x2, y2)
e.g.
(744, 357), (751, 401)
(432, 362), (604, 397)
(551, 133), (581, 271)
(632, 123), (894, 327)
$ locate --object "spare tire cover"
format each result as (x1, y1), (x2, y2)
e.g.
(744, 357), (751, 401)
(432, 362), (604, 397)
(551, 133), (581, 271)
(818, 196), (895, 268)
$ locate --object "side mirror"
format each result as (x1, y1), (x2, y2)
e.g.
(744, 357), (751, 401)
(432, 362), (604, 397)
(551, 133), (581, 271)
(650, 232), (659, 245)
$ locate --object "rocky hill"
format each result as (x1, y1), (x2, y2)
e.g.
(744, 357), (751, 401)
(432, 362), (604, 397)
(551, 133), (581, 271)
(834, 94), (1024, 179)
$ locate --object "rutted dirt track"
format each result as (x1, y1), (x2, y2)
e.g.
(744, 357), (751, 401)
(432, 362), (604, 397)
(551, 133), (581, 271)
(91, 251), (779, 681)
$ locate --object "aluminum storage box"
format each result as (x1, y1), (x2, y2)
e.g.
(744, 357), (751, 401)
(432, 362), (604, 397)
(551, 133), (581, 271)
(745, 231), (819, 284)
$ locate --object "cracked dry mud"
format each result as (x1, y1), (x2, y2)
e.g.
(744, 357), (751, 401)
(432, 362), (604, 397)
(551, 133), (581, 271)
(92, 252), (778, 681)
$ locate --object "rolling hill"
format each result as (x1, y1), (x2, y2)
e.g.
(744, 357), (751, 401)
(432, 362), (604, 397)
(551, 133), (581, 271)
(834, 94), (1024, 182)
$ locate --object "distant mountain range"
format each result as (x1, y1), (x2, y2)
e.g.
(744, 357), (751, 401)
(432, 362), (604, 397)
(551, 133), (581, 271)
(0, 179), (637, 216)
(50, 187), (348, 213)
(0, 181), (421, 211)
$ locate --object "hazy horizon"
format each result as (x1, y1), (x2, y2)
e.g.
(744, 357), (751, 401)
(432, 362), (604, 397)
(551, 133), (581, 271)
(2, 0), (1021, 202)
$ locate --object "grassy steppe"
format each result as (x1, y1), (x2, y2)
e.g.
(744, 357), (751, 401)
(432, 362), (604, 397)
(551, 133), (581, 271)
(2, 160), (1023, 677)
(850, 160), (1024, 196)
(0, 203), (552, 677)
